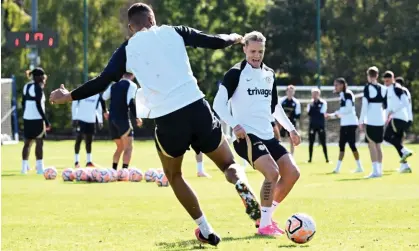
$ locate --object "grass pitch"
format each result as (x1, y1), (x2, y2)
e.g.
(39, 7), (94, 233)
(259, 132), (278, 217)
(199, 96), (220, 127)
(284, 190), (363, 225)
(2, 141), (419, 251)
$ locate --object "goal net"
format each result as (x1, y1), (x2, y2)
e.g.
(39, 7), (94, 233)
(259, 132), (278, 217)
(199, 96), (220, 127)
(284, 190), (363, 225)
(1, 78), (19, 145)
(277, 85), (365, 143)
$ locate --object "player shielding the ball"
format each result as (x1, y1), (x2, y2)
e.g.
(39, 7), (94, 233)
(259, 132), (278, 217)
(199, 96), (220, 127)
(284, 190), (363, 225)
(214, 31), (301, 236)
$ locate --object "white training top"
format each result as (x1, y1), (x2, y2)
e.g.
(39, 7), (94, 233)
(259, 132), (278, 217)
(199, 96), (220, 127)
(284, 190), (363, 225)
(213, 61), (283, 140)
(333, 90), (358, 126)
(22, 82), (45, 120)
(402, 87), (413, 122)
(386, 83), (410, 122)
(72, 94), (101, 123)
(359, 83), (386, 126)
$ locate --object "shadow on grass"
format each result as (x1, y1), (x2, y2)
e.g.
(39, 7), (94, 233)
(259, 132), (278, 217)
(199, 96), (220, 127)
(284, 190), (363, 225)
(1, 174), (17, 177)
(278, 244), (310, 248)
(155, 235), (274, 250)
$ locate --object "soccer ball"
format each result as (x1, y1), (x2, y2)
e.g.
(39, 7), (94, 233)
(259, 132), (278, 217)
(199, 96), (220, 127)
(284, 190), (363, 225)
(74, 168), (89, 182)
(43, 167), (57, 180)
(155, 172), (169, 187)
(90, 168), (100, 182)
(84, 168), (93, 182)
(129, 168), (143, 182)
(108, 168), (118, 182)
(285, 213), (316, 244)
(117, 168), (129, 181)
(96, 168), (111, 183)
(144, 168), (157, 182)
(62, 168), (74, 181)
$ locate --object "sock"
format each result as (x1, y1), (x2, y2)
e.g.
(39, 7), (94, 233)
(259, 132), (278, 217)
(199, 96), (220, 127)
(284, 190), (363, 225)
(122, 164), (128, 169)
(401, 148), (410, 155)
(22, 160), (28, 172)
(335, 160), (342, 171)
(112, 163), (118, 170)
(372, 162), (378, 174)
(197, 162), (204, 173)
(377, 162), (382, 174)
(36, 159), (44, 170)
(271, 201), (279, 213)
(356, 160), (362, 170)
(260, 206), (272, 228)
(195, 215), (214, 238)
(87, 153), (92, 163)
(75, 154), (80, 163)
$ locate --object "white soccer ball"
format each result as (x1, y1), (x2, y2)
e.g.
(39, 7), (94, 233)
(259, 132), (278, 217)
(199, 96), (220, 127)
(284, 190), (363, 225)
(144, 168), (157, 182)
(44, 167), (57, 180)
(285, 213), (316, 244)
(155, 172), (169, 187)
(62, 168), (74, 181)
(97, 168), (111, 183)
(129, 168), (143, 182)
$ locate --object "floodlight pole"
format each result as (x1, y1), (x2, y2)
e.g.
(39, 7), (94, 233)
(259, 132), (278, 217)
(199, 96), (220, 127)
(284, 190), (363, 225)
(83, 0), (88, 82)
(30, 0), (38, 69)
(316, 0), (321, 88)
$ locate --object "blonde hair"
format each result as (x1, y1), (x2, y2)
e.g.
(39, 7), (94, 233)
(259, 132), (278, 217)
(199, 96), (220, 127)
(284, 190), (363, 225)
(243, 31), (266, 45)
(287, 85), (295, 91)
(311, 87), (321, 94)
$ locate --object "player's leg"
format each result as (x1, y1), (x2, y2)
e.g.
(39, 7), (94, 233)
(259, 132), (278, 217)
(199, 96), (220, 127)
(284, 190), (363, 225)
(154, 104), (220, 245)
(35, 138), (44, 174)
(85, 133), (94, 167)
(348, 125), (363, 173)
(232, 135), (280, 235)
(74, 133), (83, 168)
(21, 139), (33, 174)
(121, 130), (133, 169)
(308, 128), (315, 163)
(319, 128), (329, 163)
(289, 136), (295, 155)
(365, 125), (379, 176)
(112, 139), (124, 170)
(334, 126), (346, 173)
(196, 152), (210, 177)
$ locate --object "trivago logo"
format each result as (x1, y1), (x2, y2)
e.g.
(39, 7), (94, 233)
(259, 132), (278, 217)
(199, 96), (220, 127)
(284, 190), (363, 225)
(247, 87), (272, 97)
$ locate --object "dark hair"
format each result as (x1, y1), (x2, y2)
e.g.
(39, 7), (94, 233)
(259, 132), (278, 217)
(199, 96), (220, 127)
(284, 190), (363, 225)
(335, 77), (347, 91)
(383, 71), (394, 79)
(395, 76), (405, 86)
(367, 69), (378, 78)
(128, 3), (153, 22)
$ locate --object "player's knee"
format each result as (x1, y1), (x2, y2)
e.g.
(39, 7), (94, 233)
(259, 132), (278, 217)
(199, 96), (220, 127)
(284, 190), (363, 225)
(349, 143), (357, 152)
(339, 144), (345, 153)
(224, 164), (240, 183)
(289, 165), (300, 183)
(266, 165), (279, 183)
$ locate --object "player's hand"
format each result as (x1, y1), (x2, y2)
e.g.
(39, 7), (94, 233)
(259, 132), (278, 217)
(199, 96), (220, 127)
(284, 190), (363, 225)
(49, 84), (72, 104)
(233, 125), (246, 141)
(290, 130), (301, 146)
(230, 33), (243, 44)
(98, 123), (103, 130)
(324, 113), (329, 119)
(103, 112), (109, 120)
(136, 118), (143, 127)
(358, 123), (364, 131)
(45, 125), (51, 132)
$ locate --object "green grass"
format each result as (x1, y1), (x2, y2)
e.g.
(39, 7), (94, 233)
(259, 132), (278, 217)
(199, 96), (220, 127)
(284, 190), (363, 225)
(2, 141), (419, 251)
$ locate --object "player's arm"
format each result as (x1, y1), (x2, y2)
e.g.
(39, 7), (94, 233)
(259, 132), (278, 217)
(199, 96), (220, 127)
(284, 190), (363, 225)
(320, 100), (327, 114)
(21, 86), (26, 113)
(295, 98), (301, 119)
(273, 104), (300, 145)
(71, 41), (128, 101)
(307, 103), (312, 115)
(213, 68), (240, 129)
(174, 26), (240, 49)
(99, 94), (108, 113)
(388, 88), (409, 115)
(34, 85), (50, 127)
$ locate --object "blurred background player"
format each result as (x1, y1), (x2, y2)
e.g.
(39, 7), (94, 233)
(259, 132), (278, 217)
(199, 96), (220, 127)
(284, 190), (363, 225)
(71, 94), (107, 168)
(21, 68), (50, 174)
(195, 152), (210, 177)
(359, 66), (386, 178)
(214, 31), (301, 236)
(395, 77), (413, 136)
(278, 85), (301, 155)
(326, 78), (363, 173)
(307, 88), (329, 163)
(383, 71), (413, 173)
(103, 72), (141, 170)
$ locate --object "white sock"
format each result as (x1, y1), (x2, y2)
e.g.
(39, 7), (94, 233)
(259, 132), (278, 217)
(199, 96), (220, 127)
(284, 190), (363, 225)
(356, 160), (362, 170)
(260, 206), (272, 228)
(401, 148), (410, 155)
(335, 161), (342, 171)
(195, 215), (214, 238)
(75, 154), (80, 163)
(197, 162), (204, 173)
(22, 160), (28, 172)
(377, 162), (382, 174)
(271, 201), (279, 213)
(36, 159), (44, 170)
(87, 153), (92, 163)
(372, 162), (378, 174)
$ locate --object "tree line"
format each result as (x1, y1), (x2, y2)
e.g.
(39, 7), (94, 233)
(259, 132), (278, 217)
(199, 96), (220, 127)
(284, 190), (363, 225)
(2, 0), (418, 136)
